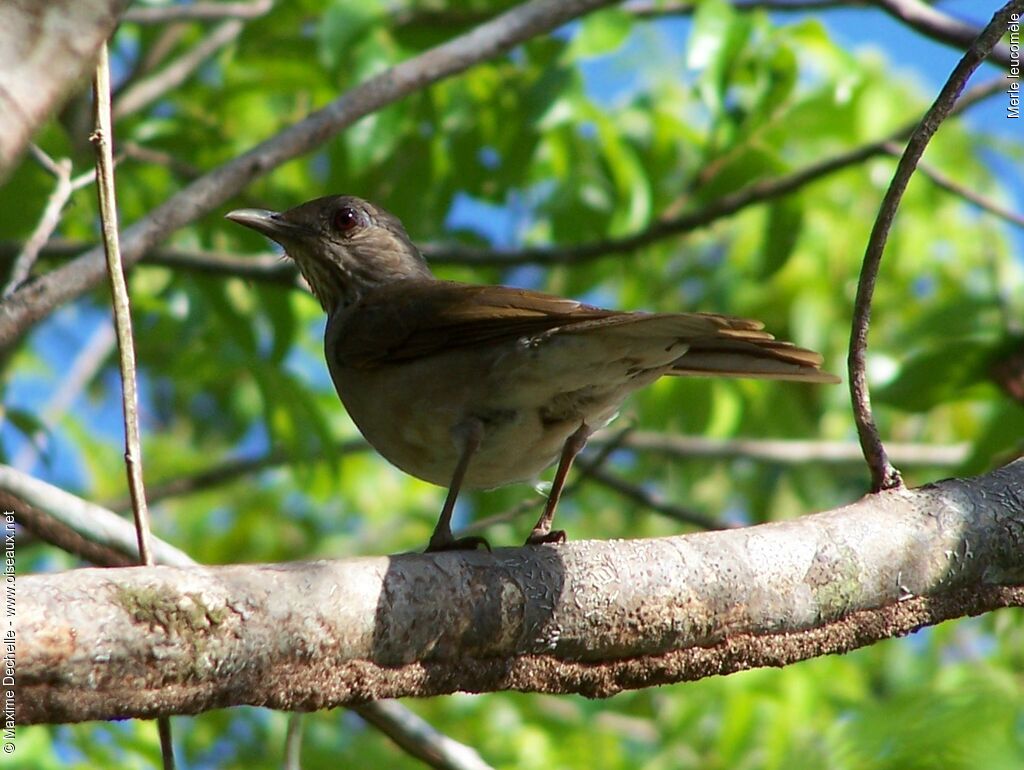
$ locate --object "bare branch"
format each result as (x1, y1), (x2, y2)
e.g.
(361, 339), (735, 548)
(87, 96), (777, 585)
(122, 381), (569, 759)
(626, 0), (857, 13)
(2, 490), (139, 567)
(876, 0), (1017, 70)
(16, 458), (1024, 724)
(609, 431), (970, 467)
(97, 432), (967, 518)
(124, 0), (273, 24)
(3, 154), (72, 296)
(584, 467), (724, 530)
(394, 0), (858, 27)
(103, 439), (368, 510)
(881, 141), (1024, 229)
(283, 713), (303, 770)
(113, 19), (250, 121)
(92, 44), (158, 567)
(355, 701), (495, 770)
(0, 465), (194, 567)
(847, 1), (1021, 492)
(3, 147), (97, 296)
(0, 0), (621, 350)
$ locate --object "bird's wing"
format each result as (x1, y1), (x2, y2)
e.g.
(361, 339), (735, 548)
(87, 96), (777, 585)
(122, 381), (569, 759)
(330, 281), (621, 367)
(331, 280), (838, 383)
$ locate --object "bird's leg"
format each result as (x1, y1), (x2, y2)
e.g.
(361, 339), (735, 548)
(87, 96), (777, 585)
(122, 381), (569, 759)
(426, 417), (491, 552)
(526, 421), (592, 546)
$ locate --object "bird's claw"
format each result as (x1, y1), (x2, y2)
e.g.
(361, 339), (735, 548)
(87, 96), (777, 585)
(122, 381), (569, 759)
(524, 528), (566, 546)
(425, 534), (492, 553)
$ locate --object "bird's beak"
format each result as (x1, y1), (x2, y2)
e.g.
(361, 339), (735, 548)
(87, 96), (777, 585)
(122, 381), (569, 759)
(225, 208), (310, 243)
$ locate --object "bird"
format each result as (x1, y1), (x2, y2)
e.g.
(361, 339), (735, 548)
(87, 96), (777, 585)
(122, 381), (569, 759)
(226, 195), (839, 552)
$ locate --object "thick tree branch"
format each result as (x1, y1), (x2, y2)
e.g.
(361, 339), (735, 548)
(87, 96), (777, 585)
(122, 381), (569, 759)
(0, 0), (129, 180)
(3, 467), (492, 769)
(0, 0), (619, 350)
(17, 459), (1024, 725)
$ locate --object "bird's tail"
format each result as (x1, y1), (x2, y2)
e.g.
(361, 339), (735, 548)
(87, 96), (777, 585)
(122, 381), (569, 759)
(669, 315), (840, 383)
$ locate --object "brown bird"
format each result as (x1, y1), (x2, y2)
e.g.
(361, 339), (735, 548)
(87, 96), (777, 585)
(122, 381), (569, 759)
(227, 196), (838, 551)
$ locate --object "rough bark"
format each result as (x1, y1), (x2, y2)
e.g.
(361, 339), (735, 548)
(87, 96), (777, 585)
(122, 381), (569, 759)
(0, 0), (129, 180)
(16, 460), (1024, 725)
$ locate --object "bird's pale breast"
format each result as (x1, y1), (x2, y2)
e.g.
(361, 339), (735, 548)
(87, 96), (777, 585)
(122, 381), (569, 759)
(327, 331), (680, 489)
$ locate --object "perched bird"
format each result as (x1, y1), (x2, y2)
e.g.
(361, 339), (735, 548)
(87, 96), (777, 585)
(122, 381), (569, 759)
(227, 196), (838, 551)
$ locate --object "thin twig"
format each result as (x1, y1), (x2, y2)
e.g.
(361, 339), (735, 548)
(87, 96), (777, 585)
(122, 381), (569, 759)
(848, 0), (1023, 492)
(113, 19), (251, 121)
(353, 701), (495, 770)
(105, 439), (369, 511)
(876, 0), (1016, 70)
(125, 0), (273, 24)
(585, 467), (724, 530)
(626, 0), (857, 13)
(92, 44), (156, 566)
(604, 431), (969, 467)
(881, 141), (1024, 229)
(3, 148), (95, 297)
(91, 43), (174, 770)
(283, 712), (303, 770)
(394, 0), (857, 27)
(104, 431), (968, 516)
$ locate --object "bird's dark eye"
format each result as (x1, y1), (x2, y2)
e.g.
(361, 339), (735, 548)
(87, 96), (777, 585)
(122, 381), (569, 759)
(333, 205), (361, 234)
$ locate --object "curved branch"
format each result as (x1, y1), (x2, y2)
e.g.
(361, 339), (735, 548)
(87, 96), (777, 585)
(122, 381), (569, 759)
(847, 1), (1021, 492)
(16, 459), (1024, 725)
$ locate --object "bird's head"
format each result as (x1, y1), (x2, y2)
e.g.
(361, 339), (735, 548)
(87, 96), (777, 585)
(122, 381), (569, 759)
(226, 195), (433, 313)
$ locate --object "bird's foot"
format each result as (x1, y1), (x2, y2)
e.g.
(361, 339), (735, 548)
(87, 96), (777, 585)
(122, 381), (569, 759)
(425, 533), (491, 553)
(524, 528), (566, 546)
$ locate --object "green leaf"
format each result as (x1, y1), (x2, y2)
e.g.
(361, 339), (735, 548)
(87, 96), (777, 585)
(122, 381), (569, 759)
(874, 337), (994, 412)
(317, 0), (385, 72)
(688, 0), (750, 113)
(760, 198), (804, 277)
(567, 9), (632, 60)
